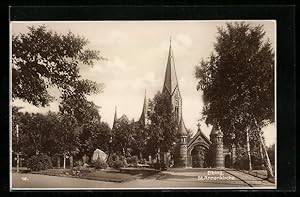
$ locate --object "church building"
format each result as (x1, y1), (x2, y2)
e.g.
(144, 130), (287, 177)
(113, 40), (236, 168)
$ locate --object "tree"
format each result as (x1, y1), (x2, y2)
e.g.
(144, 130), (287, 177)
(95, 122), (112, 153)
(267, 144), (275, 166)
(195, 22), (274, 176)
(12, 25), (107, 167)
(79, 120), (111, 158)
(56, 113), (80, 168)
(12, 25), (103, 107)
(12, 109), (61, 158)
(147, 91), (178, 157)
(130, 121), (149, 159)
(111, 115), (134, 156)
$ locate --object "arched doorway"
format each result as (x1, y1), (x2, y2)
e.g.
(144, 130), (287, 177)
(224, 154), (231, 168)
(191, 145), (208, 168)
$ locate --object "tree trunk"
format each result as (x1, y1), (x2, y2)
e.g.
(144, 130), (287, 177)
(157, 147), (161, 163)
(252, 116), (274, 178)
(16, 152), (20, 173)
(63, 153), (66, 169)
(70, 155), (73, 169)
(259, 131), (274, 178)
(139, 152), (143, 160)
(259, 143), (264, 166)
(122, 148), (125, 156)
(57, 156), (61, 168)
(246, 128), (252, 170)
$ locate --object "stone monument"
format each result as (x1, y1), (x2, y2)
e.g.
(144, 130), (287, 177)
(92, 149), (108, 162)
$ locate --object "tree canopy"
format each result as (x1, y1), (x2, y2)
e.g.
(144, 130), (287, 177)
(12, 25), (103, 107)
(12, 25), (110, 160)
(147, 91), (178, 153)
(195, 22), (274, 146)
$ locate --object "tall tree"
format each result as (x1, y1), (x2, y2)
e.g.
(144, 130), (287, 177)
(195, 22), (274, 176)
(12, 25), (106, 165)
(111, 115), (134, 156)
(130, 121), (149, 159)
(147, 91), (178, 156)
(12, 25), (103, 107)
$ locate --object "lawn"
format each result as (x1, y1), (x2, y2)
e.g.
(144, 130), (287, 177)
(25, 167), (156, 183)
(82, 170), (137, 183)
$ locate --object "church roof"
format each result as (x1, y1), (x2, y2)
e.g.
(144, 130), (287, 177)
(162, 40), (179, 96)
(210, 125), (219, 136)
(139, 90), (148, 125)
(187, 125), (212, 148)
(178, 117), (187, 136)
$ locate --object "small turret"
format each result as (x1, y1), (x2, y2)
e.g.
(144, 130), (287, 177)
(178, 117), (187, 136)
(210, 125), (224, 168)
(177, 117), (188, 167)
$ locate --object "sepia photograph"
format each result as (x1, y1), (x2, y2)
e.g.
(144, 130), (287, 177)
(10, 20), (276, 190)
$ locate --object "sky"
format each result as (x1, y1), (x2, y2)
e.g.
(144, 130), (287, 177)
(11, 20), (276, 146)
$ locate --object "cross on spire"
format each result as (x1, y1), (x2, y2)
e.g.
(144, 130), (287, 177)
(197, 122), (201, 131)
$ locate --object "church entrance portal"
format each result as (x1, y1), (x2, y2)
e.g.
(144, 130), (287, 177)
(224, 154), (231, 168)
(191, 145), (207, 168)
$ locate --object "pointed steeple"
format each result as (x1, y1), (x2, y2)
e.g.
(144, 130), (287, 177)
(178, 116), (187, 136)
(163, 37), (179, 95)
(112, 106), (118, 129)
(139, 89), (148, 125)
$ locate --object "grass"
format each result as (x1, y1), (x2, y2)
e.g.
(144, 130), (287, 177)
(30, 168), (73, 177)
(24, 167), (154, 183)
(82, 170), (137, 183)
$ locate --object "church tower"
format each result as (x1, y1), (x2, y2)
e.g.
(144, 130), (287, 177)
(162, 39), (183, 124)
(162, 38), (188, 167)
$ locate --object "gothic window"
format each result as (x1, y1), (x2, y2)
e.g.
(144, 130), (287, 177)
(175, 106), (179, 119)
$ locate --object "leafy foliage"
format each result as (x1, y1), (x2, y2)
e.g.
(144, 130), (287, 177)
(267, 144), (275, 166)
(27, 153), (53, 171)
(126, 156), (139, 165)
(78, 121), (111, 157)
(130, 121), (149, 158)
(12, 25), (103, 107)
(147, 91), (178, 153)
(111, 115), (134, 156)
(107, 153), (127, 169)
(195, 22), (274, 147)
(91, 158), (108, 169)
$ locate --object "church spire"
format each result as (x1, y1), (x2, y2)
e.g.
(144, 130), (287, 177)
(178, 116), (187, 136)
(162, 37), (179, 95)
(112, 106), (118, 129)
(139, 89), (148, 125)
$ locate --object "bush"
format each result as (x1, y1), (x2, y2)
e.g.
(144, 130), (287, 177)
(74, 159), (83, 167)
(126, 156), (138, 165)
(150, 162), (166, 170)
(27, 153), (53, 171)
(92, 158), (108, 169)
(107, 153), (127, 169)
(112, 159), (127, 169)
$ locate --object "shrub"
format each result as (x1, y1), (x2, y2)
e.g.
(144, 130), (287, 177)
(107, 153), (127, 169)
(92, 158), (108, 169)
(126, 156), (138, 165)
(27, 153), (53, 171)
(74, 159), (83, 167)
(150, 162), (166, 170)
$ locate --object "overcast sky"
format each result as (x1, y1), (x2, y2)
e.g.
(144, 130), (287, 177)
(11, 20), (276, 146)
